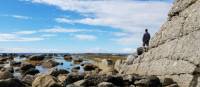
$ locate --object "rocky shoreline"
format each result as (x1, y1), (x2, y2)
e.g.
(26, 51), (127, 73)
(0, 53), (179, 87)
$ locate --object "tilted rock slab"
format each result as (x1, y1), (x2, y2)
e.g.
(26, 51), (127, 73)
(117, 0), (200, 87)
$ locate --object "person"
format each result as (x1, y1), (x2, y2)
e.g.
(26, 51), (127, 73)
(142, 29), (151, 51)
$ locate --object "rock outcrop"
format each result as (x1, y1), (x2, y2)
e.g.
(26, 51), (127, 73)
(116, 0), (200, 87)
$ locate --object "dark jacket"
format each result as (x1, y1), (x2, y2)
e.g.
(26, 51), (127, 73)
(143, 32), (151, 42)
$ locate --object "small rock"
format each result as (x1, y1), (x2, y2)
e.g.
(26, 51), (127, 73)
(137, 47), (144, 55)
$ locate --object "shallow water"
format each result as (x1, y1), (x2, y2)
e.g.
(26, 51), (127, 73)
(13, 55), (93, 76)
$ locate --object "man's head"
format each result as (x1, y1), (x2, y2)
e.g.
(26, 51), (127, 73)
(145, 29), (148, 32)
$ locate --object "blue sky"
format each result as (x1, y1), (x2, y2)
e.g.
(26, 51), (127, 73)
(0, 0), (173, 53)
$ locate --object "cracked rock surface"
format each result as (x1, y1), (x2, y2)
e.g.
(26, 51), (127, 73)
(115, 0), (200, 87)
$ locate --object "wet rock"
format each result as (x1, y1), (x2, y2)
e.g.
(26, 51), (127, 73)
(98, 82), (115, 87)
(29, 55), (45, 61)
(24, 68), (40, 75)
(0, 69), (13, 80)
(20, 63), (35, 71)
(134, 75), (161, 87)
(0, 78), (25, 87)
(83, 64), (97, 71)
(42, 59), (59, 68)
(32, 74), (62, 87)
(137, 47), (144, 55)
(22, 75), (35, 85)
(65, 73), (84, 85)
(49, 68), (69, 77)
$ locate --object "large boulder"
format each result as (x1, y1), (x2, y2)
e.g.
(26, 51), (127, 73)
(32, 75), (62, 87)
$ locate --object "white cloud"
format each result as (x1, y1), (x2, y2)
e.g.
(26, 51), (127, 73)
(26, 0), (171, 46)
(112, 33), (142, 45)
(41, 34), (57, 37)
(55, 17), (74, 23)
(40, 27), (90, 33)
(28, 0), (171, 33)
(15, 30), (36, 35)
(3, 14), (31, 20)
(73, 34), (96, 41)
(0, 33), (44, 42)
(112, 32), (129, 37)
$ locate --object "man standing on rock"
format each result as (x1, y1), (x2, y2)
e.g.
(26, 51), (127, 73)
(142, 29), (151, 51)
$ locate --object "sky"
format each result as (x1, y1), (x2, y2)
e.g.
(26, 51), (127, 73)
(0, 0), (173, 53)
